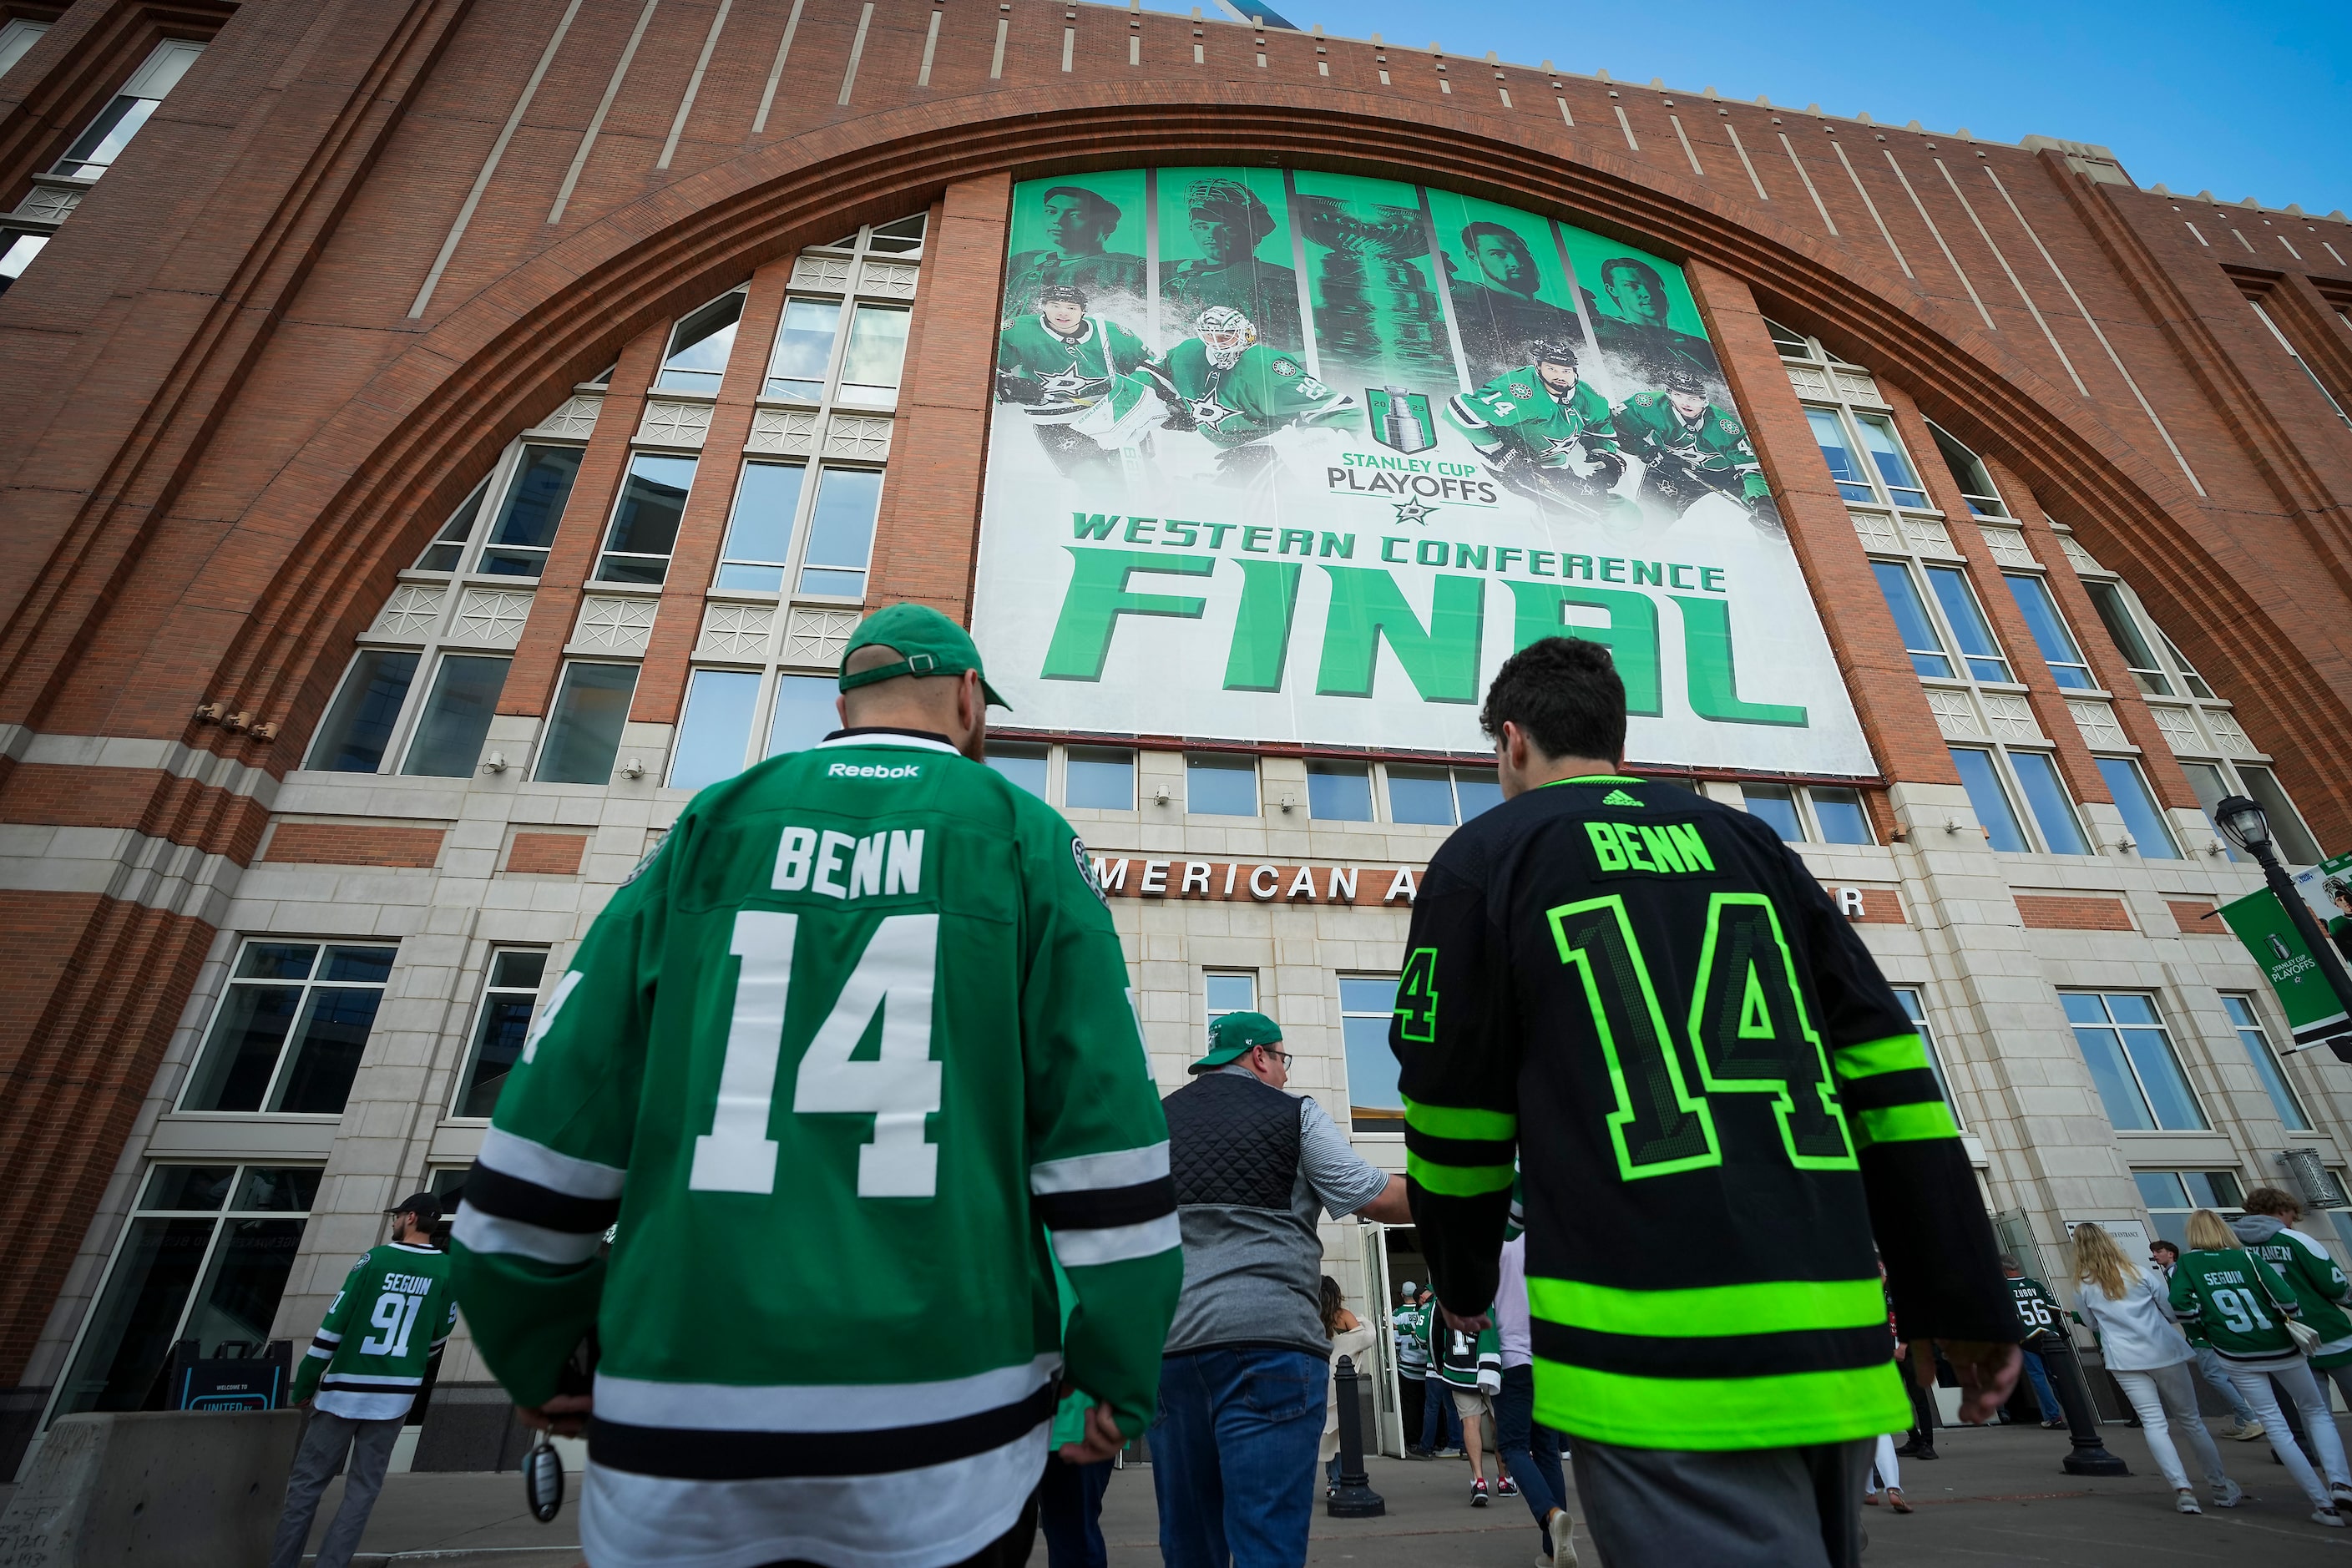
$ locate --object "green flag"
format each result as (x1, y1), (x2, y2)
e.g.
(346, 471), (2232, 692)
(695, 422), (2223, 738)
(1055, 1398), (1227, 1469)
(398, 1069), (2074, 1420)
(2219, 888), (2351, 1048)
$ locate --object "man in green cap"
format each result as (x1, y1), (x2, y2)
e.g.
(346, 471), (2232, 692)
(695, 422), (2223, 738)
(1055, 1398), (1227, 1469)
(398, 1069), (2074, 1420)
(452, 602), (1183, 1568)
(1151, 1009), (1412, 1568)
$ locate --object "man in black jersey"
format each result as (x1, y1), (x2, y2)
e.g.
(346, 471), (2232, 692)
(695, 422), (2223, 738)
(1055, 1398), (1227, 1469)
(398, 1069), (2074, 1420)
(1394, 637), (2020, 1568)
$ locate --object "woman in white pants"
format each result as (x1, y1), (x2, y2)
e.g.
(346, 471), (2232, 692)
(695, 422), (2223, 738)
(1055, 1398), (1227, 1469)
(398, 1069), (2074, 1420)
(1861, 1434), (1910, 1513)
(2068, 1222), (2240, 1515)
(2172, 1209), (2349, 1526)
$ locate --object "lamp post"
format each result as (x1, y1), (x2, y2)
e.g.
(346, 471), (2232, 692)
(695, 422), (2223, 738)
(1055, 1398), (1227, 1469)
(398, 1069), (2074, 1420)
(2216, 795), (2352, 1063)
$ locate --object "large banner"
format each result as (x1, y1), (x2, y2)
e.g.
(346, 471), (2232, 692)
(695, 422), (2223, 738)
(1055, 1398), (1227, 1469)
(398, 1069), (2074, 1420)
(972, 167), (1873, 773)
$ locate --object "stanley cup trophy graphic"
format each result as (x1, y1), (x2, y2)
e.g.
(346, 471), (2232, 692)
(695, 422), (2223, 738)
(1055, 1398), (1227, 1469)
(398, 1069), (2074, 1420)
(1295, 195), (1451, 385)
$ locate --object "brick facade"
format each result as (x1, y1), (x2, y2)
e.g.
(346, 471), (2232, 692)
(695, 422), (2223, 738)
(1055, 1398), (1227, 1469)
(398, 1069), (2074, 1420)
(4, 0), (2351, 1475)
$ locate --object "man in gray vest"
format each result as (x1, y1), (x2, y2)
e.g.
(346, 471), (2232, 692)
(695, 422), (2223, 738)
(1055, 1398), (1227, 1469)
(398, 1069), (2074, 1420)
(1152, 1011), (1413, 1567)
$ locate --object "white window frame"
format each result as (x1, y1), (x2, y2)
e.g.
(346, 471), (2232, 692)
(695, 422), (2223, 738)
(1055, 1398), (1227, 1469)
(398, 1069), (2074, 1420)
(655, 284), (749, 396)
(2065, 990), (2210, 1134)
(448, 948), (552, 1120)
(1732, 781), (1879, 847)
(175, 939), (400, 1116)
(1889, 985), (1960, 1124)
(1337, 974), (1404, 1130)
(2218, 991), (2311, 1131)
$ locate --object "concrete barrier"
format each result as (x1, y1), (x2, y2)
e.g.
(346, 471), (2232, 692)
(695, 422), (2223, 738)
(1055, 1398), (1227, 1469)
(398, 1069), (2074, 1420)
(0, 1408), (302, 1567)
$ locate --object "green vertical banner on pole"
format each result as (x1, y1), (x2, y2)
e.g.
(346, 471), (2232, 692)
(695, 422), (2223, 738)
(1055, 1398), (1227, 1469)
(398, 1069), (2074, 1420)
(2219, 888), (2352, 1048)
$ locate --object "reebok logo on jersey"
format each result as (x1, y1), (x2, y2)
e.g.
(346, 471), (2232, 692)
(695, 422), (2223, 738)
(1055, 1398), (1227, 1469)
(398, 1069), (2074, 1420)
(827, 762), (923, 780)
(1601, 789), (1642, 807)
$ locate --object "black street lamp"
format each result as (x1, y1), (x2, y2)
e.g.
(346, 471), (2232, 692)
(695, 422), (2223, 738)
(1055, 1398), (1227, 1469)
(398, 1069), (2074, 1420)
(2216, 795), (2352, 1064)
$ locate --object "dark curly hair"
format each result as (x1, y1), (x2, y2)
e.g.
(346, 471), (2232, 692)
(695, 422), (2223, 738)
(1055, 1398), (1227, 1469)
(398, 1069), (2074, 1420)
(1479, 636), (1626, 764)
(1319, 1275), (1347, 1340)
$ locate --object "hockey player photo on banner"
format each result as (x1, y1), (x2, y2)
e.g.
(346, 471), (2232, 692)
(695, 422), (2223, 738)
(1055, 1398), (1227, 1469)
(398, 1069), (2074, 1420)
(973, 167), (1871, 776)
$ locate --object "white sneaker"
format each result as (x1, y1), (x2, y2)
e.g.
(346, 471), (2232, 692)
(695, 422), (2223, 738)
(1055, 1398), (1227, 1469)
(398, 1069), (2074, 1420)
(2313, 1507), (2345, 1528)
(1545, 1507), (1579, 1565)
(2233, 1419), (2266, 1442)
(2333, 1481), (2352, 1509)
(2175, 1490), (2203, 1515)
(2213, 1477), (2244, 1508)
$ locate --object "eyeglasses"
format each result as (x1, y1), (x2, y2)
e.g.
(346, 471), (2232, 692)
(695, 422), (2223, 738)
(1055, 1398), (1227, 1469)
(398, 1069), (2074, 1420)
(1258, 1047), (1293, 1070)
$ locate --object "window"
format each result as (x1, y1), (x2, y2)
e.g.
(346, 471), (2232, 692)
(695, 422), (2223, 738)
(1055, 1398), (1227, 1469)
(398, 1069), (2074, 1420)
(766, 674), (837, 757)
(2003, 574), (2095, 690)
(1764, 318), (1812, 356)
(1186, 754), (1257, 817)
(2248, 298), (2352, 427)
(2093, 756), (2180, 858)
(837, 306), (911, 407)
(49, 39), (206, 180)
(306, 650), (420, 773)
(715, 462), (804, 590)
(48, 1163), (319, 1422)
(401, 654), (510, 776)
(2178, 762), (2247, 862)
(987, 742), (1048, 797)
(865, 213), (927, 255)
(1920, 566), (2011, 682)
(1339, 976), (1402, 1130)
(2006, 750), (2089, 855)
(2235, 763), (2324, 866)
(596, 453), (696, 584)
(1307, 761), (1373, 822)
(1065, 746), (1135, 811)
(453, 949), (549, 1117)
(2065, 993), (2208, 1132)
(478, 445), (584, 578)
(1739, 784), (1875, 846)
(798, 468), (883, 597)
(656, 288), (746, 393)
(0, 18), (51, 78)
(1385, 766), (1501, 824)
(2222, 994), (2309, 1130)
(1871, 562), (1952, 678)
(766, 299), (843, 401)
(2157, 627), (2215, 699)
(0, 233), (48, 296)
(413, 479), (491, 573)
(2080, 581), (2172, 696)
(2135, 1170), (2244, 1251)
(180, 942), (397, 1114)
(669, 668), (762, 791)
(1808, 410), (1874, 504)
(1205, 971), (1257, 1025)
(1850, 412), (1929, 507)
(536, 662), (639, 783)
(1891, 988), (1958, 1116)
(1949, 746), (2030, 852)
(1927, 424), (2009, 518)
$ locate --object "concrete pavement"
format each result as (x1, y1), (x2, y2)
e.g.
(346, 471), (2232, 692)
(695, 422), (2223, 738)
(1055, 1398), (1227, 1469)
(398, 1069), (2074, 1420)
(275, 1418), (2352, 1565)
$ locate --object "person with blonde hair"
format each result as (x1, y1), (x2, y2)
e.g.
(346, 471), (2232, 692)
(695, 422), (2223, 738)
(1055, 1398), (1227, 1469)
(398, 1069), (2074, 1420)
(2171, 1209), (2349, 1527)
(2068, 1222), (2240, 1514)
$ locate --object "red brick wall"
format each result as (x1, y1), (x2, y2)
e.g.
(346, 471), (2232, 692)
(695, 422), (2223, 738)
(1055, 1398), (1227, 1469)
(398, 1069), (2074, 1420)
(2016, 894), (2134, 932)
(262, 822), (445, 867)
(505, 831), (587, 876)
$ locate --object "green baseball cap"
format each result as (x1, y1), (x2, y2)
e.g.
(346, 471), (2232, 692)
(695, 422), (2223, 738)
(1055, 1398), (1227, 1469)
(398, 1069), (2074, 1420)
(1190, 1010), (1283, 1074)
(838, 603), (1010, 710)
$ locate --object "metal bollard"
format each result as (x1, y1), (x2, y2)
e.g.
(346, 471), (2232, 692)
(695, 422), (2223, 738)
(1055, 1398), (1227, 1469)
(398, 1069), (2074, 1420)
(1328, 1355), (1387, 1518)
(2039, 1337), (2128, 1477)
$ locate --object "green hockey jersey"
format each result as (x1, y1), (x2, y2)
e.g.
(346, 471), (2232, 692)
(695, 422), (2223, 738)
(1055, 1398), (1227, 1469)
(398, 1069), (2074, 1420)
(1393, 1301), (1431, 1370)
(2169, 1247), (2303, 1362)
(1434, 1310), (1501, 1393)
(2007, 1276), (2063, 1343)
(291, 1240), (455, 1421)
(1146, 337), (1360, 448)
(996, 314), (1151, 409)
(1611, 393), (1769, 503)
(451, 728), (1183, 1568)
(2230, 1218), (2352, 1366)
(1393, 774), (2015, 1452)
(1444, 367), (1618, 467)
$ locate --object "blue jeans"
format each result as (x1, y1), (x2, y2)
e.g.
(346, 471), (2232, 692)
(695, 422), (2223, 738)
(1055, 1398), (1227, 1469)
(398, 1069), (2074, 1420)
(1040, 1455), (1112, 1568)
(1495, 1364), (1568, 1550)
(1151, 1347), (1326, 1568)
(1419, 1371), (1462, 1451)
(2021, 1348), (2063, 1422)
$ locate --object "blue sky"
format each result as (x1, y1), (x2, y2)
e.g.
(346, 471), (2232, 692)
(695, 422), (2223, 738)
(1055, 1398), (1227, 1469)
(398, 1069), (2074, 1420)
(1176, 0), (2352, 215)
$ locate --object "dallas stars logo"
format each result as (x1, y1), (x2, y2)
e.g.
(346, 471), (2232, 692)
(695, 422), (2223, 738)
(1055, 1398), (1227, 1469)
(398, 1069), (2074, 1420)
(1393, 498), (1438, 526)
(1038, 367), (1105, 401)
(1539, 435), (1584, 462)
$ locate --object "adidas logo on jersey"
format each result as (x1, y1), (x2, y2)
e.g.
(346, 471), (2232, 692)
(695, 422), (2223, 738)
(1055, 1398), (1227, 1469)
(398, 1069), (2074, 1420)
(1601, 788), (1642, 807)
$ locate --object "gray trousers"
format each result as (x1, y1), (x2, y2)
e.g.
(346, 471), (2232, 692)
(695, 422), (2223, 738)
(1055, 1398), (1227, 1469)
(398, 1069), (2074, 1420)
(269, 1408), (405, 1568)
(1571, 1435), (1873, 1568)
